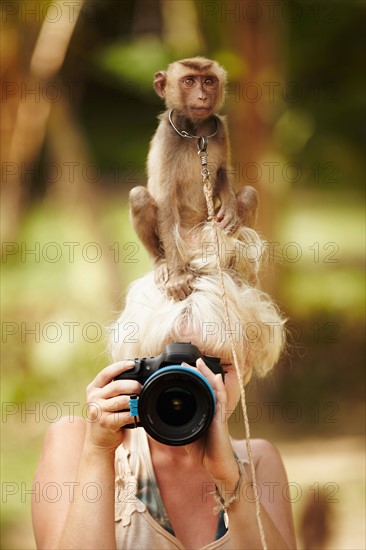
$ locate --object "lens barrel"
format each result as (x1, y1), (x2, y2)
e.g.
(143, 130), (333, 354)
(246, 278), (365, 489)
(137, 366), (216, 446)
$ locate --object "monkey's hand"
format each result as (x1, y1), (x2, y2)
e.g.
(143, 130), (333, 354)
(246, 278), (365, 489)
(165, 270), (195, 301)
(215, 204), (240, 233)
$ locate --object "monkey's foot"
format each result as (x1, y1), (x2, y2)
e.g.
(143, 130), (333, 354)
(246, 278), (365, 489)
(165, 270), (195, 301)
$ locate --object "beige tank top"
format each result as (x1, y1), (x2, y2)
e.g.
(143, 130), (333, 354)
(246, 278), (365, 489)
(114, 428), (245, 549)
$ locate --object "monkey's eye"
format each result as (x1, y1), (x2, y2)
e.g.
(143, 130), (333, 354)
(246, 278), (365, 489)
(184, 77), (196, 87)
(204, 77), (217, 87)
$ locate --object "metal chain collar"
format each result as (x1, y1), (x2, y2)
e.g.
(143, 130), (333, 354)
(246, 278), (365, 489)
(168, 109), (219, 140)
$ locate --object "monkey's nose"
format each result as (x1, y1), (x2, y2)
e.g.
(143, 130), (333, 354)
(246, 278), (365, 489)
(197, 86), (207, 100)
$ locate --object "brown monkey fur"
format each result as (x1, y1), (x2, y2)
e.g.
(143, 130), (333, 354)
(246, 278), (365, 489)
(129, 57), (258, 300)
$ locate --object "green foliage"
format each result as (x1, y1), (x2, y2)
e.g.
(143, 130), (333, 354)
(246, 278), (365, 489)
(92, 36), (171, 93)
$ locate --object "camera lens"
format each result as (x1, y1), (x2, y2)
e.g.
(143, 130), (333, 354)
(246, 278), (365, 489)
(157, 387), (196, 426)
(138, 366), (216, 446)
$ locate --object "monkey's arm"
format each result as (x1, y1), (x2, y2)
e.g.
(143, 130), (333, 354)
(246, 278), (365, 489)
(215, 166), (259, 230)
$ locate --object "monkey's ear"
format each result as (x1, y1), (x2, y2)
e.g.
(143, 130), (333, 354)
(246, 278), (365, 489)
(153, 71), (167, 98)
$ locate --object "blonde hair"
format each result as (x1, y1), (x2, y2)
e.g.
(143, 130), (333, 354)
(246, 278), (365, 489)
(109, 253), (285, 380)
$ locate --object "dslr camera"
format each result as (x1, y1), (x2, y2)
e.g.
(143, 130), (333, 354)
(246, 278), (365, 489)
(115, 342), (224, 446)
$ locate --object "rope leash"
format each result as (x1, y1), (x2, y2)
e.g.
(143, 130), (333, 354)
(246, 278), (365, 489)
(197, 140), (268, 550)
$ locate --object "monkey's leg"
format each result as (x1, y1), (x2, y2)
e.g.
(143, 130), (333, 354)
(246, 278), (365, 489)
(236, 185), (259, 228)
(154, 204), (195, 300)
(129, 186), (163, 258)
(129, 186), (169, 286)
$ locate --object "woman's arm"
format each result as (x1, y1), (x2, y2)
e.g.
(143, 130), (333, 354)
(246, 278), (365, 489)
(32, 360), (142, 550)
(226, 439), (297, 549)
(32, 417), (117, 550)
(187, 360), (297, 549)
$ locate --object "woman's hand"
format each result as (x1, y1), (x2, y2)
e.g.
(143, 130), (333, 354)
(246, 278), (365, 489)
(184, 358), (239, 486)
(84, 361), (142, 454)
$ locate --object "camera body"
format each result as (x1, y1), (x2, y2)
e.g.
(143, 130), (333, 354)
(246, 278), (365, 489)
(115, 343), (224, 446)
(115, 342), (223, 384)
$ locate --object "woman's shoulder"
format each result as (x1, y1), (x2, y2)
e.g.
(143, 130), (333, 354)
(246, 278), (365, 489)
(232, 438), (297, 548)
(231, 437), (283, 467)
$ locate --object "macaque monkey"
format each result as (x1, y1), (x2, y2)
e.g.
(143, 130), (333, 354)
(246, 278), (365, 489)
(129, 57), (258, 300)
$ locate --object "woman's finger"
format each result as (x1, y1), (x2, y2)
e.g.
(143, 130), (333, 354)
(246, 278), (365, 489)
(196, 357), (217, 386)
(101, 394), (131, 414)
(89, 360), (135, 389)
(99, 379), (142, 399)
(103, 410), (137, 430)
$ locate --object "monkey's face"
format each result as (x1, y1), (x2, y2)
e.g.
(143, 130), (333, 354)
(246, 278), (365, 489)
(179, 74), (222, 119)
(154, 58), (227, 119)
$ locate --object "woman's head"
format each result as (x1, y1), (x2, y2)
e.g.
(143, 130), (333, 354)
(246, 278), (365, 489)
(109, 270), (285, 383)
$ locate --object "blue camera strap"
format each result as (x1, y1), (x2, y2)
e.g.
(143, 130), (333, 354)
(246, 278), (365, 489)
(129, 394), (139, 417)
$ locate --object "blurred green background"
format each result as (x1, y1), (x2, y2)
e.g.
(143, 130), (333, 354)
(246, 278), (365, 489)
(1, 1), (365, 548)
